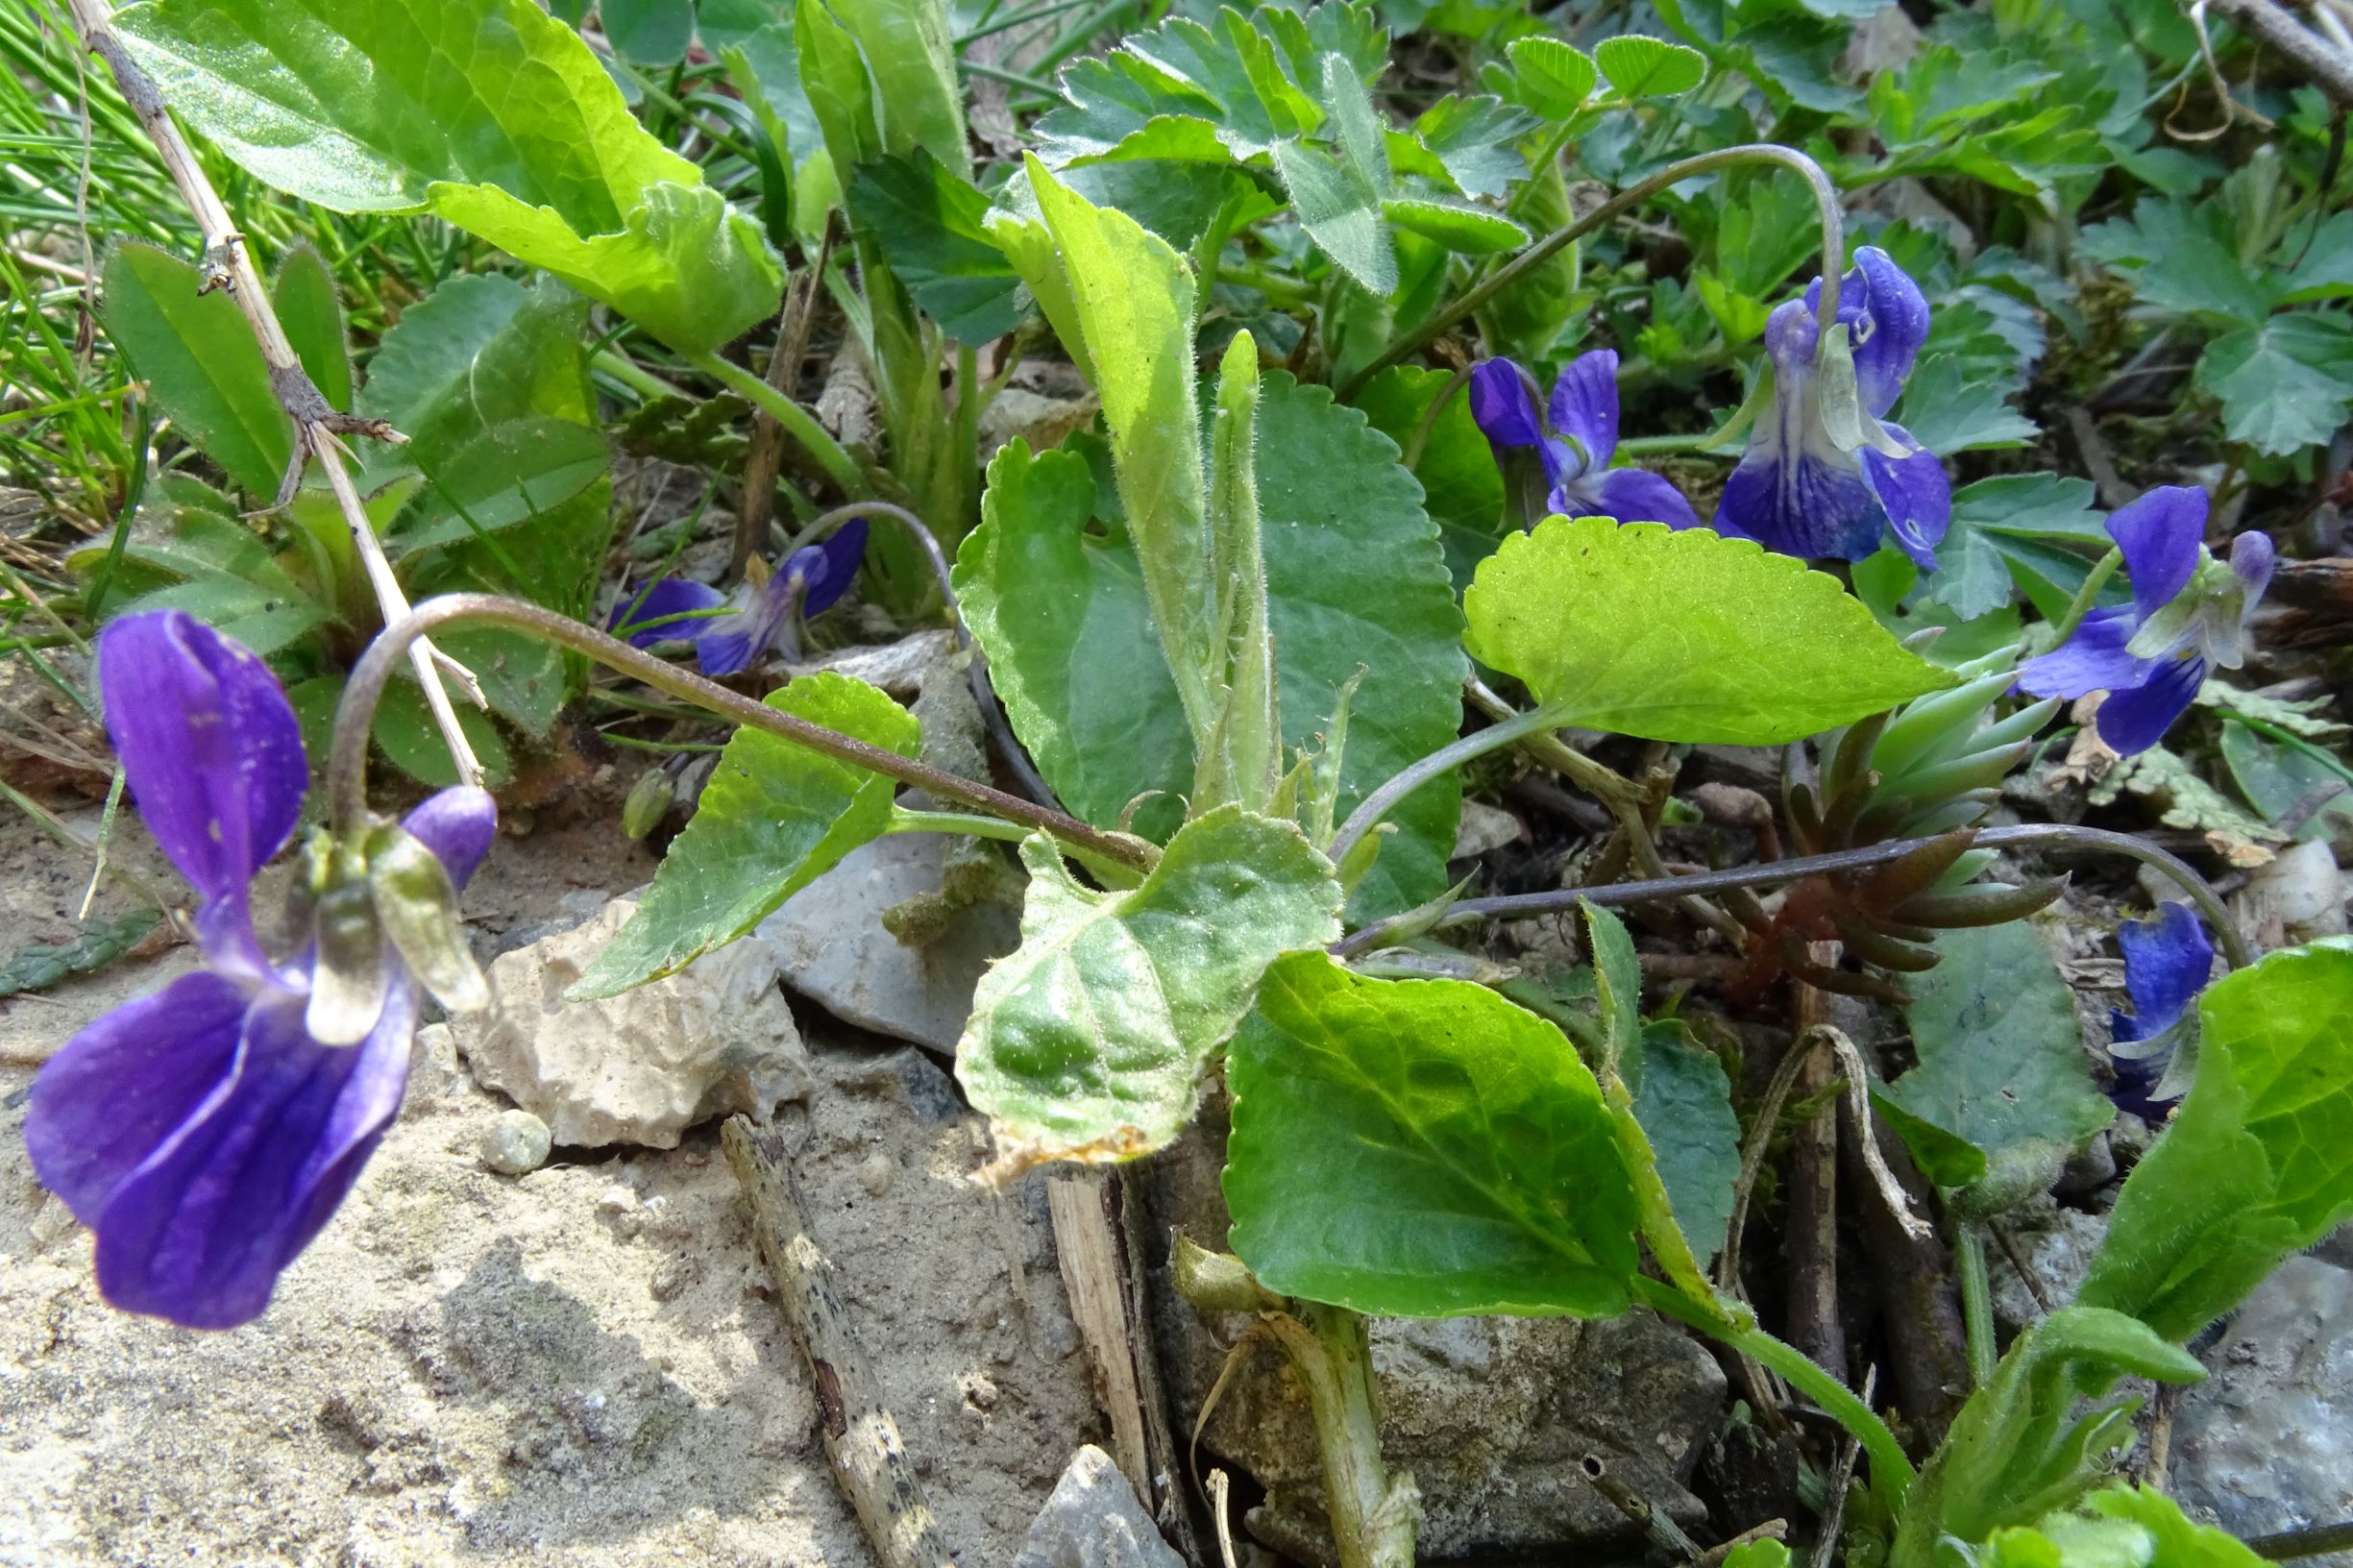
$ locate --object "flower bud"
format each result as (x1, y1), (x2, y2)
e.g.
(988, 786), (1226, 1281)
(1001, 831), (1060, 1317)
(365, 823), (490, 1015)
(623, 767), (675, 841)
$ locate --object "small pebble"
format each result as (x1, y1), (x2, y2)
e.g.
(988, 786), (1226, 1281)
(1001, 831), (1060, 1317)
(858, 1153), (895, 1197)
(478, 1111), (552, 1176)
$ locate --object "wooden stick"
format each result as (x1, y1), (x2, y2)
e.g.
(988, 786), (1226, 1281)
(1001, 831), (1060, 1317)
(2208, 0), (2353, 105)
(1785, 951), (1848, 1383)
(62, 0), (482, 787)
(722, 1116), (956, 1568)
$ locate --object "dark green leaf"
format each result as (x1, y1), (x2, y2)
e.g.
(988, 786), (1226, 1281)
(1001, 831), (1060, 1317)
(1381, 196), (1529, 254)
(271, 241), (351, 413)
(1625, 1020), (1741, 1270)
(1882, 922), (2113, 1211)
(99, 242), (289, 499)
(1897, 353), (2039, 457)
(2198, 314), (2353, 457)
(2219, 720), (2353, 842)
(957, 808), (1341, 1175)
(1354, 365), (1507, 586)
(356, 273), (593, 485)
(374, 676), (511, 789)
(0, 912), (162, 1000)
(2081, 199), (2271, 326)
(1225, 952), (1641, 1316)
(846, 149), (1027, 344)
(395, 415), (610, 550)
(1395, 94), (1535, 197)
(601, 0), (694, 64)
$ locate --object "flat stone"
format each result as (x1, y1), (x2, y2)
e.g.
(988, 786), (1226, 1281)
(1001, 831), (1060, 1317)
(2173, 1257), (2353, 1539)
(1012, 1445), (1185, 1568)
(757, 834), (1020, 1055)
(453, 894), (810, 1148)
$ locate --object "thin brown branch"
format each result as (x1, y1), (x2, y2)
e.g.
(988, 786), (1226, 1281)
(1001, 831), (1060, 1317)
(63, 0), (482, 787)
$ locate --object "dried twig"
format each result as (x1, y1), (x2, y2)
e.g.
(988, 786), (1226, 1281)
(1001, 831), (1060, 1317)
(1809, 1368), (1875, 1568)
(1786, 964), (1848, 1381)
(722, 1116), (956, 1568)
(62, 0), (482, 787)
(2208, 0), (2353, 106)
(734, 209), (843, 575)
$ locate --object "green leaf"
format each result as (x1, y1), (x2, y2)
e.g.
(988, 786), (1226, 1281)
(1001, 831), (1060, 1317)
(356, 273), (593, 481)
(1595, 35), (1707, 96)
(2198, 314), (2353, 457)
(569, 674), (920, 999)
(271, 241), (351, 413)
(1894, 1308), (2207, 1564)
(2219, 720), (2353, 842)
(1271, 137), (1397, 295)
(601, 0), (694, 63)
(1033, 8), (1329, 166)
(1507, 36), (1598, 117)
(115, 0), (781, 355)
(1896, 353), (2039, 457)
(1224, 952), (1642, 1316)
(1986, 1487), (2267, 1568)
(1919, 474), (2108, 622)
(0, 912), (162, 1001)
(1881, 922), (2114, 1213)
(1394, 94), (1535, 198)
(802, 0), (968, 177)
(2077, 939), (2353, 1342)
(958, 375), (1467, 916)
(1625, 1020), (1741, 1271)
(1720, 1544), (1792, 1568)
(99, 242), (289, 500)
(1354, 365), (1507, 586)
(374, 675), (512, 789)
(1381, 196), (1529, 254)
(2081, 199), (2272, 326)
(956, 808), (1340, 1175)
(1463, 517), (1955, 745)
(2278, 211), (2353, 304)
(394, 415), (610, 551)
(846, 149), (1027, 344)
(92, 498), (332, 656)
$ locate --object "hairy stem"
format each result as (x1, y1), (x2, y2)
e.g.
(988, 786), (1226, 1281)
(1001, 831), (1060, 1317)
(1955, 1222), (1998, 1388)
(1261, 1307), (1421, 1568)
(1340, 144), (1845, 400)
(1335, 822), (2249, 968)
(689, 348), (865, 495)
(330, 595), (1157, 875)
(66, 0), (482, 786)
(1633, 1276), (1916, 1516)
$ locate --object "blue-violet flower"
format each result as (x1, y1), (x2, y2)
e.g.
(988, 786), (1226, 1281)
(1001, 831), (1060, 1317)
(610, 518), (868, 675)
(1468, 351), (1702, 529)
(1712, 247), (1951, 568)
(25, 611), (496, 1329)
(2104, 902), (2215, 1119)
(2016, 485), (2273, 757)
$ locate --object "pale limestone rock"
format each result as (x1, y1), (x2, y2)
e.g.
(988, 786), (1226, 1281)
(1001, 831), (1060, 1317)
(1013, 1445), (1185, 1568)
(453, 894), (810, 1148)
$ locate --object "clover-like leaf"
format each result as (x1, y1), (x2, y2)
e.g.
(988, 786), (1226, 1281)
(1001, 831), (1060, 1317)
(957, 808), (1341, 1177)
(568, 674), (920, 999)
(2078, 939), (2353, 1343)
(1506, 36), (1598, 118)
(116, 0), (781, 354)
(1224, 953), (1641, 1317)
(1595, 35), (1707, 96)
(1464, 517), (1954, 745)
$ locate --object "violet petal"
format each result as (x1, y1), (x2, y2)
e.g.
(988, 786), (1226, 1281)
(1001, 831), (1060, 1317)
(1846, 248), (1931, 419)
(25, 969), (249, 1228)
(1583, 466), (1702, 529)
(401, 786), (499, 892)
(1468, 358), (1545, 450)
(2016, 607), (2149, 701)
(2094, 653), (2207, 757)
(2114, 903), (2215, 1042)
(90, 987), (415, 1330)
(608, 578), (727, 649)
(801, 517), (870, 618)
(1547, 349), (1621, 473)
(2107, 486), (2207, 621)
(1861, 427), (1951, 570)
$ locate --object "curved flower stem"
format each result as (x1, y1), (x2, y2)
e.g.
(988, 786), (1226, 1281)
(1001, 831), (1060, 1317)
(1336, 821), (2250, 969)
(330, 595), (1159, 876)
(1632, 1276), (1916, 1516)
(1338, 144), (1846, 402)
(1328, 700), (1575, 867)
(2050, 546), (2124, 643)
(688, 349), (866, 495)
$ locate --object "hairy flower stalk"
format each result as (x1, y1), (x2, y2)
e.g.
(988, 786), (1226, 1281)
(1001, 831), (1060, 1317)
(25, 612), (496, 1328)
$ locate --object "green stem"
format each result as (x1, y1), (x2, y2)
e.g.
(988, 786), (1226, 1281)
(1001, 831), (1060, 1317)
(687, 349), (865, 494)
(329, 595), (1158, 878)
(1339, 143), (1846, 402)
(592, 347), (689, 404)
(2050, 547), (2123, 643)
(888, 807), (1030, 843)
(1617, 429), (1738, 457)
(1328, 699), (1576, 868)
(1262, 1306), (1421, 1568)
(1956, 1223), (1997, 1388)
(1632, 1276), (1915, 1515)
(958, 56), (1069, 101)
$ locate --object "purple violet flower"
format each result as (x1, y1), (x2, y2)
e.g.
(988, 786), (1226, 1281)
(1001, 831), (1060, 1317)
(25, 611), (496, 1329)
(2016, 486), (2273, 757)
(1712, 247), (1951, 568)
(611, 518), (869, 676)
(1468, 351), (1702, 529)
(2104, 902), (2216, 1120)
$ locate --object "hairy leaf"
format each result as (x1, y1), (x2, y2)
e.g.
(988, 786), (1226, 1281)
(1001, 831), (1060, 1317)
(1225, 953), (1641, 1316)
(2078, 939), (2353, 1342)
(568, 674), (919, 998)
(846, 149), (1027, 344)
(957, 808), (1340, 1175)
(1464, 517), (1953, 744)
(1507, 36), (1598, 118)
(1595, 35), (1707, 96)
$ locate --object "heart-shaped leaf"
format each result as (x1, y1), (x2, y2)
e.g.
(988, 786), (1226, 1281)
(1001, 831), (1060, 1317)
(1507, 36), (1599, 118)
(1464, 516), (1954, 744)
(1595, 35), (1707, 97)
